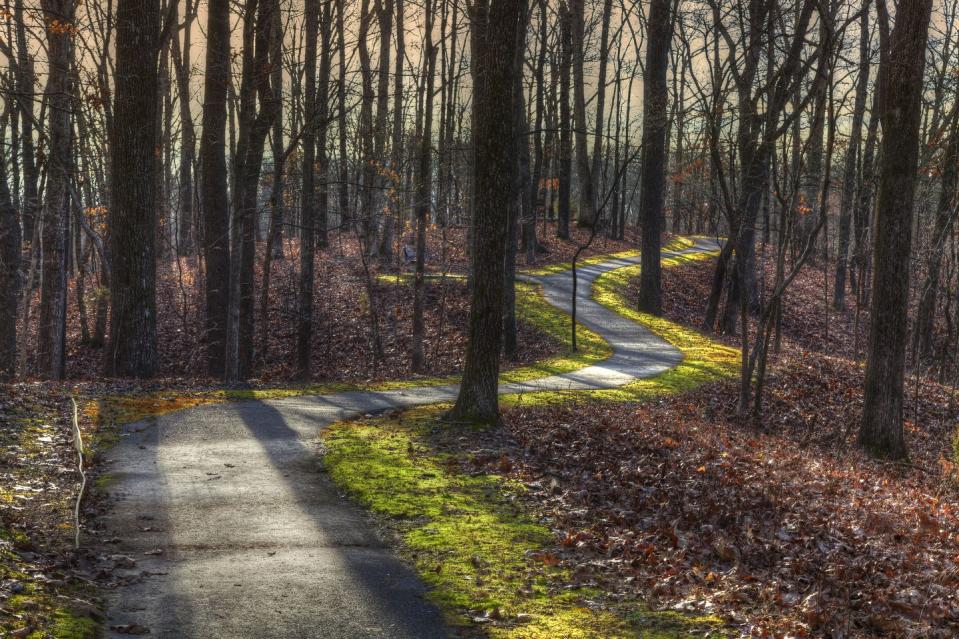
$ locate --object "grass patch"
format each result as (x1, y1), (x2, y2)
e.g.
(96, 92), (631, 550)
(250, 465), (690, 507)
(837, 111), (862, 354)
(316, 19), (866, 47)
(323, 408), (725, 637)
(503, 262), (738, 408)
(502, 282), (610, 383)
(520, 236), (697, 277)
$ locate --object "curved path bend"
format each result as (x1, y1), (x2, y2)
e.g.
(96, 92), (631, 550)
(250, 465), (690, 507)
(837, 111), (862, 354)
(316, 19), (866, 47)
(100, 239), (719, 639)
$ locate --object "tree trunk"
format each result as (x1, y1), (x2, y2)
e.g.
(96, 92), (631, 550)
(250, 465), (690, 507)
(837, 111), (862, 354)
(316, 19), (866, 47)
(200, 0), (232, 378)
(106, 0), (160, 378)
(637, 0), (674, 316)
(913, 115), (959, 362)
(859, 0), (932, 459)
(449, 0), (523, 423)
(0, 137), (20, 380)
(833, 2), (870, 311)
(171, 2), (197, 256)
(412, 0), (437, 372)
(14, 0), (38, 245)
(336, 0), (351, 229)
(37, 0), (75, 380)
(227, 0), (280, 382)
(557, 0), (572, 240)
(503, 1), (530, 360)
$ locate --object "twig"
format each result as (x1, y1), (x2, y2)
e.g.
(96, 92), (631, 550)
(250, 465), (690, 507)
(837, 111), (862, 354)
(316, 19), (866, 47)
(70, 396), (86, 549)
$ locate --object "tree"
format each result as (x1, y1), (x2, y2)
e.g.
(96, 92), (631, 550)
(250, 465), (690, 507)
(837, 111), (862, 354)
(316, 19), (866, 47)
(913, 109), (959, 362)
(171, 0), (199, 257)
(557, 0), (572, 240)
(226, 0), (281, 381)
(637, 0), (675, 315)
(859, 0), (933, 459)
(412, 0), (438, 372)
(833, 2), (870, 312)
(105, 0), (161, 377)
(571, 0), (611, 228)
(448, 0), (524, 423)
(200, 0), (232, 378)
(0, 139), (20, 381)
(36, 0), (76, 381)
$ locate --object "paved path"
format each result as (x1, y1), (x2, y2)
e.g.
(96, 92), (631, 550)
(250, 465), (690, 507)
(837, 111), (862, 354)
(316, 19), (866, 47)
(100, 239), (718, 638)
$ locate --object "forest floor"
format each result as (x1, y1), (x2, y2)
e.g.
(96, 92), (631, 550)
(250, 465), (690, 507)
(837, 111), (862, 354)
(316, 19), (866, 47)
(2, 231), (958, 638)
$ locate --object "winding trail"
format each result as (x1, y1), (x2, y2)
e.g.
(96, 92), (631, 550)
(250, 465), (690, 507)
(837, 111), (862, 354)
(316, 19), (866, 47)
(100, 239), (719, 638)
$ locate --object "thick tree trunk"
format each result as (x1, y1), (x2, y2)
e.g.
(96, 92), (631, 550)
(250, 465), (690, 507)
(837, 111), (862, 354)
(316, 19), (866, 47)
(296, 0), (334, 377)
(637, 0), (674, 315)
(449, 0), (523, 423)
(526, 1), (548, 259)
(200, 0), (232, 378)
(297, 0), (319, 378)
(371, 0), (394, 259)
(106, 0), (160, 378)
(356, 0), (377, 246)
(859, 0), (932, 459)
(570, 0), (602, 227)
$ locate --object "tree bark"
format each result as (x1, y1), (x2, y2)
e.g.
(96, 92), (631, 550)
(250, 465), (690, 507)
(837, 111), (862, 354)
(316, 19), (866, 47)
(557, 0), (572, 240)
(171, 1), (198, 256)
(637, 0), (674, 315)
(227, 0), (280, 381)
(105, 0), (161, 377)
(913, 117), (959, 363)
(0, 135), (20, 381)
(449, 0), (523, 423)
(833, 2), (869, 311)
(37, 0), (75, 380)
(859, 0), (932, 459)
(412, 0), (437, 372)
(200, 0), (232, 378)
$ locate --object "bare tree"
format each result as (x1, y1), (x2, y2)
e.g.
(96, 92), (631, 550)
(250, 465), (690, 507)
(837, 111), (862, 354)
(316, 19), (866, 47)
(105, 0), (161, 377)
(200, 0), (232, 378)
(860, 0), (933, 459)
(36, 0), (76, 380)
(637, 0), (676, 315)
(448, 0), (524, 422)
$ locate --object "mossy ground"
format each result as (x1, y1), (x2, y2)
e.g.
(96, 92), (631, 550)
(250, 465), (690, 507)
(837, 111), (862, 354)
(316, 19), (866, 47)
(324, 244), (738, 637)
(0, 395), (101, 639)
(2, 521), (98, 639)
(323, 408), (724, 638)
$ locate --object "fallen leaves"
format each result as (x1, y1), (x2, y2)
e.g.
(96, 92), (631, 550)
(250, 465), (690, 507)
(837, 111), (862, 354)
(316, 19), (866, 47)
(453, 369), (959, 638)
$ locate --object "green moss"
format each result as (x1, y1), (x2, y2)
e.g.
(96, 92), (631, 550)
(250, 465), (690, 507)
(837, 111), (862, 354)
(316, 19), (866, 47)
(0, 552), (98, 639)
(502, 260), (738, 408)
(47, 608), (99, 639)
(324, 408), (727, 637)
(93, 474), (116, 490)
(520, 236), (697, 277)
